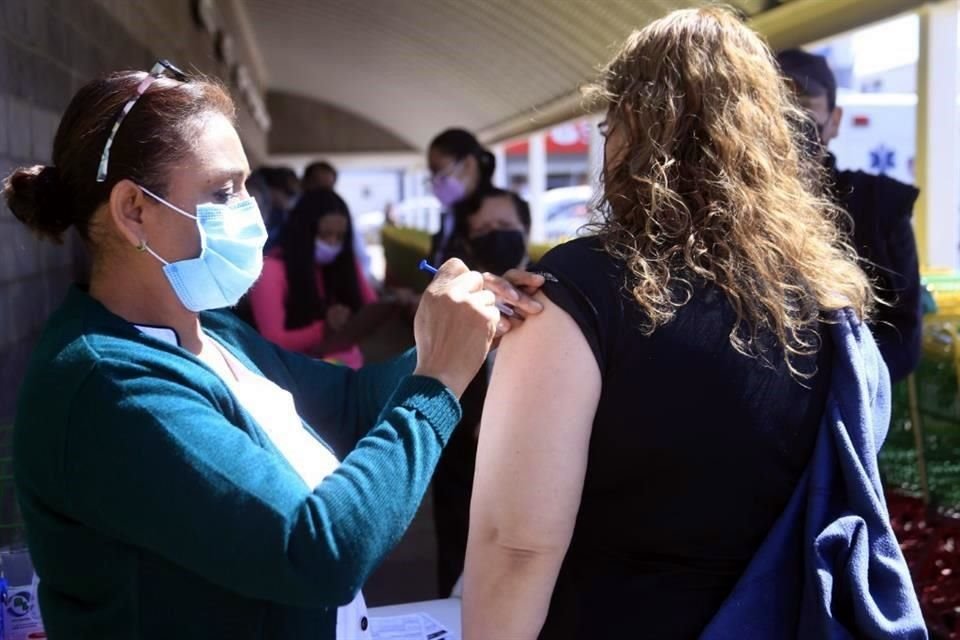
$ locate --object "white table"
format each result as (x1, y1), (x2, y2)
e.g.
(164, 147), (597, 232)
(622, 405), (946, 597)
(368, 597), (462, 638)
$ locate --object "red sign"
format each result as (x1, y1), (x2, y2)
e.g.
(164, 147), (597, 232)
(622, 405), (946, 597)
(506, 119), (591, 156)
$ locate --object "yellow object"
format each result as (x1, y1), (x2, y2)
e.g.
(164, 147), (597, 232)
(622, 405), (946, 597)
(919, 272), (960, 421)
(923, 269), (960, 318)
(749, 0), (925, 52)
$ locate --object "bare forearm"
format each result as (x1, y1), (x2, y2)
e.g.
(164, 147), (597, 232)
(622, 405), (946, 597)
(463, 539), (564, 640)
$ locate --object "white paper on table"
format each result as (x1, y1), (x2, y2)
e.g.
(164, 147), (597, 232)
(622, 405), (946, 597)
(368, 613), (451, 640)
(421, 614), (451, 639)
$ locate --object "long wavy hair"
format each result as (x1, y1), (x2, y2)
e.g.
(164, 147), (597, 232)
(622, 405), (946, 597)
(280, 189), (362, 329)
(585, 7), (872, 376)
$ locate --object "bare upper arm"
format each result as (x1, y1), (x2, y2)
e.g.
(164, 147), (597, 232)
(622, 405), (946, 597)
(470, 292), (602, 553)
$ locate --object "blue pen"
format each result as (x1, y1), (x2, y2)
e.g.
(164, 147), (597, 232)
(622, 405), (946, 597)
(419, 260), (515, 317)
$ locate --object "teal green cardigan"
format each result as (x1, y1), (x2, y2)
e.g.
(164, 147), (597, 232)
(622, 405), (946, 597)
(13, 287), (462, 639)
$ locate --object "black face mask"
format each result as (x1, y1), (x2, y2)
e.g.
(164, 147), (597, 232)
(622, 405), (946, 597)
(468, 229), (527, 275)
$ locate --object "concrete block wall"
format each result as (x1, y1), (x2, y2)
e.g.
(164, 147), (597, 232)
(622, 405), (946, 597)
(90, 0), (268, 162)
(0, 0), (269, 546)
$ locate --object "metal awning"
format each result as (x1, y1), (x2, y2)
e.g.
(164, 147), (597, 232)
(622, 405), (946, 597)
(242, 0), (924, 151)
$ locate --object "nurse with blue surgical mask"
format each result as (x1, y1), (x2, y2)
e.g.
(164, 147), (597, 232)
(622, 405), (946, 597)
(3, 62), (544, 640)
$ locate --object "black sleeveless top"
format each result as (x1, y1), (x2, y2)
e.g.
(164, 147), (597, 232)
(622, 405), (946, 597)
(533, 237), (833, 639)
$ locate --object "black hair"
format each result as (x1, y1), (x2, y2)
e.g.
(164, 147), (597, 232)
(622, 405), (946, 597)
(429, 128), (498, 234)
(454, 187), (531, 238)
(279, 188), (363, 329)
(508, 191), (531, 231)
(245, 169), (270, 213)
(429, 128), (496, 185)
(260, 166), (300, 197)
(3, 69), (235, 244)
(304, 161), (337, 182)
(776, 49), (837, 111)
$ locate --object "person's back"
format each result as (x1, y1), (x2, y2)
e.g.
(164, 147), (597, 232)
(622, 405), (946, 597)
(533, 237), (832, 637)
(461, 8), (920, 640)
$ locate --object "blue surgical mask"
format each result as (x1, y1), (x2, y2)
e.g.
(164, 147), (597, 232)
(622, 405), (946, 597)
(139, 186), (267, 312)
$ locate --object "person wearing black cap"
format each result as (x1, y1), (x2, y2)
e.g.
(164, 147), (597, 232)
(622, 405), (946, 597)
(778, 49), (922, 384)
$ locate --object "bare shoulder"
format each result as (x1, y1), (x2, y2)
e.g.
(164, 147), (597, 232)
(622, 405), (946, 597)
(493, 292), (600, 385)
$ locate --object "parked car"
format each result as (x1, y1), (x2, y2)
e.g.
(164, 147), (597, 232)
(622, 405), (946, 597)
(354, 208), (388, 244)
(390, 185), (598, 242)
(392, 196), (443, 234)
(542, 185), (595, 241)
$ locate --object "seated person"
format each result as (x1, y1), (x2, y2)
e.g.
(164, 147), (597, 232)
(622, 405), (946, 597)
(461, 187), (531, 275)
(433, 188), (532, 598)
(249, 189), (387, 368)
(384, 188), (533, 320)
(302, 160), (375, 282)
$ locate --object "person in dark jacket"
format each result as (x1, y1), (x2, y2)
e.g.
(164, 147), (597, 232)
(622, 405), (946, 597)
(426, 128), (497, 266)
(432, 189), (533, 597)
(778, 49), (922, 383)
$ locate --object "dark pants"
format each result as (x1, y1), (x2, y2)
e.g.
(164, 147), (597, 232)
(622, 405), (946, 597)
(431, 370), (485, 597)
(432, 467), (473, 597)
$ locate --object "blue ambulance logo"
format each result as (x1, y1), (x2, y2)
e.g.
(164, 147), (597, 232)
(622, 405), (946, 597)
(869, 144), (896, 174)
(7, 590), (31, 617)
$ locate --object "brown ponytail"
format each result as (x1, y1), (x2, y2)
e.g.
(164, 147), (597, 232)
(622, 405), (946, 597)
(4, 165), (74, 243)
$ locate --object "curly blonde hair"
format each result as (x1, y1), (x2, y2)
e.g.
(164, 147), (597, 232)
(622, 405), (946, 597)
(584, 6), (872, 376)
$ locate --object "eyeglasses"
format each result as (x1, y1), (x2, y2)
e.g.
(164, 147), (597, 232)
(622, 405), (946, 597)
(96, 59), (188, 183)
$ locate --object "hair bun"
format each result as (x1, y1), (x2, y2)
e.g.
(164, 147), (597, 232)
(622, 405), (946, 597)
(3, 165), (74, 243)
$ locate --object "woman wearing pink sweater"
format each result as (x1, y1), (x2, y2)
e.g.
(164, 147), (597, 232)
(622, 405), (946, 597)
(249, 189), (378, 368)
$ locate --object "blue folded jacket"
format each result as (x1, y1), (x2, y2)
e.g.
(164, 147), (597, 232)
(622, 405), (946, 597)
(701, 311), (927, 639)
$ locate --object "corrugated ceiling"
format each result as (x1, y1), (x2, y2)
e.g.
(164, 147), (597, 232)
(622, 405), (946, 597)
(244, 0), (765, 149)
(242, 0), (922, 151)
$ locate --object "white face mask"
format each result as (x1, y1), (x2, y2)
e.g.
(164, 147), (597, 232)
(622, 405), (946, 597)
(314, 239), (343, 265)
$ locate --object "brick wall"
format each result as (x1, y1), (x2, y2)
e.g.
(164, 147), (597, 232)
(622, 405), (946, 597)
(0, 0), (268, 546)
